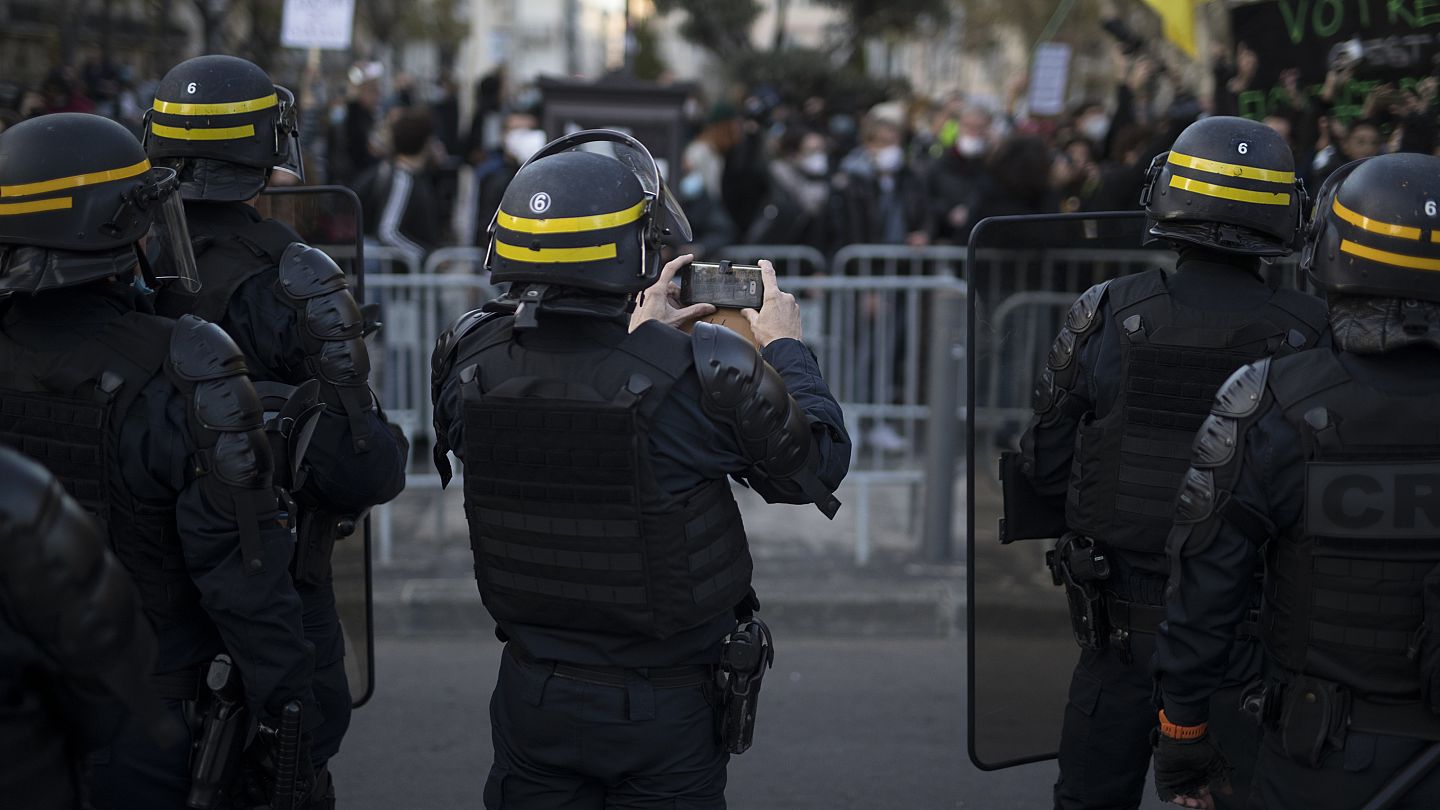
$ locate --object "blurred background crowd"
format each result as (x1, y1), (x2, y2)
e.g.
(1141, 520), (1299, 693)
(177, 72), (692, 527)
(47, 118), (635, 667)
(4, 0), (1437, 267)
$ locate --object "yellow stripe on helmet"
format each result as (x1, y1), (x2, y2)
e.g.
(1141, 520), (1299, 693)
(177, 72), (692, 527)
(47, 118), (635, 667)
(1340, 239), (1440, 272)
(152, 93), (278, 116)
(1168, 151), (1295, 184)
(497, 200), (648, 235)
(0, 197), (74, 216)
(150, 121), (257, 141)
(0, 159), (150, 198)
(1169, 176), (1291, 206)
(1332, 198), (1422, 241)
(493, 239), (618, 263)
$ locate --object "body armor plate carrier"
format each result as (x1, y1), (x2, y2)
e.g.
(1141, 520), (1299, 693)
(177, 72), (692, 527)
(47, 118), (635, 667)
(1064, 269), (1326, 554)
(457, 318), (753, 640)
(1263, 349), (1440, 723)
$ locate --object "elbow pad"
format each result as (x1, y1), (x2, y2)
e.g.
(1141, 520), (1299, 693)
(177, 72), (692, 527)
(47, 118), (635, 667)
(168, 315), (277, 574)
(277, 243), (375, 452)
(692, 322), (841, 518)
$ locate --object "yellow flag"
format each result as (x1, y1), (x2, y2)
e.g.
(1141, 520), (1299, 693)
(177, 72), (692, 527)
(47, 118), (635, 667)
(1141, 0), (1197, 58)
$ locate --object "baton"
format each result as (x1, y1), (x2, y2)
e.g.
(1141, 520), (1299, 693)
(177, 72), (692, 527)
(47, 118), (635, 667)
(1360, 741), (1440, 810)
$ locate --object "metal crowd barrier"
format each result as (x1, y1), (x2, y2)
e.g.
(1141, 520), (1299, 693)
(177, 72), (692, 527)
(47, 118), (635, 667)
(363, 242), (1310, 566)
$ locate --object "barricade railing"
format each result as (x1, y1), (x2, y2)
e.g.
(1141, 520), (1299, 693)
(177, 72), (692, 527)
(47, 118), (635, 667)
(716, 245), (828, 277)
(365, 242), (1320, 566)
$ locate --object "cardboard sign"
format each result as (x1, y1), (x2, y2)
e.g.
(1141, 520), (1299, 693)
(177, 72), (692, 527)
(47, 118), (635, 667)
(1028, 43), (1073, 117)
(281, 0), (356, 51)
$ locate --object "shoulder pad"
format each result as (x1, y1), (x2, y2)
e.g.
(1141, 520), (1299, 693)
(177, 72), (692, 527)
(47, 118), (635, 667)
(692, 321), (764, 410)
(277, 243), (349, 301)
(1065, 280), (1111, 335)
(169, 314), (249, 382)
(432, 310), (502, 391)
(1046, 281), (1111, 373)
(1211, 358), (1270, 419)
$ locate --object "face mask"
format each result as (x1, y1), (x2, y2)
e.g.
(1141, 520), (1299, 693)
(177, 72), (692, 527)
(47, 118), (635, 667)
(873, 144), (904, 174)
(679, 172), (706, 200)
(957, 134), (987, 158)
(503, 128), (547, 164)
(1079, 115), (1110, 143)
(798, 151), (829, 176)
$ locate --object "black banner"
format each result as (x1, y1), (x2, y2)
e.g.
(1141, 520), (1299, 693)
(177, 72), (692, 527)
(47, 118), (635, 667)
(1230, 0), (1440, 120)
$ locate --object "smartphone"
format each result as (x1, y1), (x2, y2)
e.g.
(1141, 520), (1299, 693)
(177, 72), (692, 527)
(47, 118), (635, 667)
(678, 261), (764, 310)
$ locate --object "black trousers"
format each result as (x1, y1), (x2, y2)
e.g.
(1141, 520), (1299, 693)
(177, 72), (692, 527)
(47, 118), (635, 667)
(1053, 637), (1260, 810)
(485, 645), (728, 810)
(86, 699), (193, 810)
(1250, 729), (1440, 809)
(299, 575), (351, 767)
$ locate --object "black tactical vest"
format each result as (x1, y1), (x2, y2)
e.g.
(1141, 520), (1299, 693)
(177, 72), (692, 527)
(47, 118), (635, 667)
(1262, 349), (1440, 702)
(458, 317), (753, 640)
(1067, 269), (1327, 554)
(155, 213), (296, 325)
(0, 312), (199, 633)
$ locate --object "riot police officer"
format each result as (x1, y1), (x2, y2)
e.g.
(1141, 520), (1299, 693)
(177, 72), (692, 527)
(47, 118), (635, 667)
(144, 54), (409, 794)
(431, 130), (850, 808)
(1154, 152), (1440, 808)
(1014, 116), (1330, 809)
(0, 447), (171, 810)
(0, 112), (319, 808)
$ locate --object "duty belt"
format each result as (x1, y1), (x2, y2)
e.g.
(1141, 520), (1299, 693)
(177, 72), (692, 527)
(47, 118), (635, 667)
(1103, 593), (1165, 635)
(151, 667), (206, 701)
(506, 643), (711, 689)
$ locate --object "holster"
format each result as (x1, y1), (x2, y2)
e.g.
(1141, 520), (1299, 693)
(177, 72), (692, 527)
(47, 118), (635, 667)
(1276, 675), (1350, 768)
(716, 616), (774, 755)
(1046, 533), (1111, 650)
(187, 655), (250, 810)
(291, 505), (360, 586)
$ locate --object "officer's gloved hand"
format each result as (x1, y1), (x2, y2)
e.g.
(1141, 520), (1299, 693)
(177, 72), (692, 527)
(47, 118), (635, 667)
(1153, 710), (1231, 809)
(629, 253), (715, 332)
(740, 261), (803, 347)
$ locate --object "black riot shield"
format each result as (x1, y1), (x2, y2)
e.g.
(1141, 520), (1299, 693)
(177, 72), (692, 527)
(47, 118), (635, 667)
(256, 186), (375, 709)
(965, 212), (1174, 770)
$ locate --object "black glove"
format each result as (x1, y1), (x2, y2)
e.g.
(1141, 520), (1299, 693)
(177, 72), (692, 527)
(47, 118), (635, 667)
(1153, 718), (1232, 804)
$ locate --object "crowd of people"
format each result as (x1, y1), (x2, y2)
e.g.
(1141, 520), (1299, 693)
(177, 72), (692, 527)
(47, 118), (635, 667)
(8, 40), (1440, 269)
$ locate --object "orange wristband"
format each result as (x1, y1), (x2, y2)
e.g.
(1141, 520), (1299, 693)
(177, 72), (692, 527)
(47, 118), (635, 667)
(1158, 709), (1208, 740)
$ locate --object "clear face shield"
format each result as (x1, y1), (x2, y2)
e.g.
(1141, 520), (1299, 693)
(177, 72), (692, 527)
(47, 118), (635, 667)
(487, 130), (694, 280)
(273, 85), (305, 183)
(139, 167), (201, 292)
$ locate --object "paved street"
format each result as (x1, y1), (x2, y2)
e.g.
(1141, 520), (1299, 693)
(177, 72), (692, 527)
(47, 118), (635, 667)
(331, 637), (1168, 809)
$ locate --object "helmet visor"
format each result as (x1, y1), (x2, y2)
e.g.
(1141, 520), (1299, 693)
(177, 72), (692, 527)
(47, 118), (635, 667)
(147, 169), (200, 292)
(273, 85), (305, 182)
(521, 129), (693, 243)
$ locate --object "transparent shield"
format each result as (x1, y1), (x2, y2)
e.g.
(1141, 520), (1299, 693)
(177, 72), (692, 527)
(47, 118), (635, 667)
(256, 186), (374, 708)
(965, 212), (1174, 770)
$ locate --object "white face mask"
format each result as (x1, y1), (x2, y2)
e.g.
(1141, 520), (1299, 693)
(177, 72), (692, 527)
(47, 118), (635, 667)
(798, 151), (829, 176)
(504, 128), (547, 164)
(873, 144), (904, 173)
(1079, 115), (1110, 143)
(679, 172), (706, 200)
(957, 134), (987, 158)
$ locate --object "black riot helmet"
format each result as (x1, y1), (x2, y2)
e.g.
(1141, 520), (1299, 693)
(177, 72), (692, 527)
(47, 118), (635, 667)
(0, 113), (198, 297)
(1141, 116), (1304, 256)
(1301, 152), (1440, 303)
(485, 130), (692, 300)
(144, 55), (303, 202)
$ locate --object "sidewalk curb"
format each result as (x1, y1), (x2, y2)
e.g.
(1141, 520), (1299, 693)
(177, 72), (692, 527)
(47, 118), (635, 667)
(371, 576), (967, 639)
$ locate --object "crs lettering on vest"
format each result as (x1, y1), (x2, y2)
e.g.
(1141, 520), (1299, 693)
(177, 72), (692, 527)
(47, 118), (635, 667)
(1305, 461), (1440, 538)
